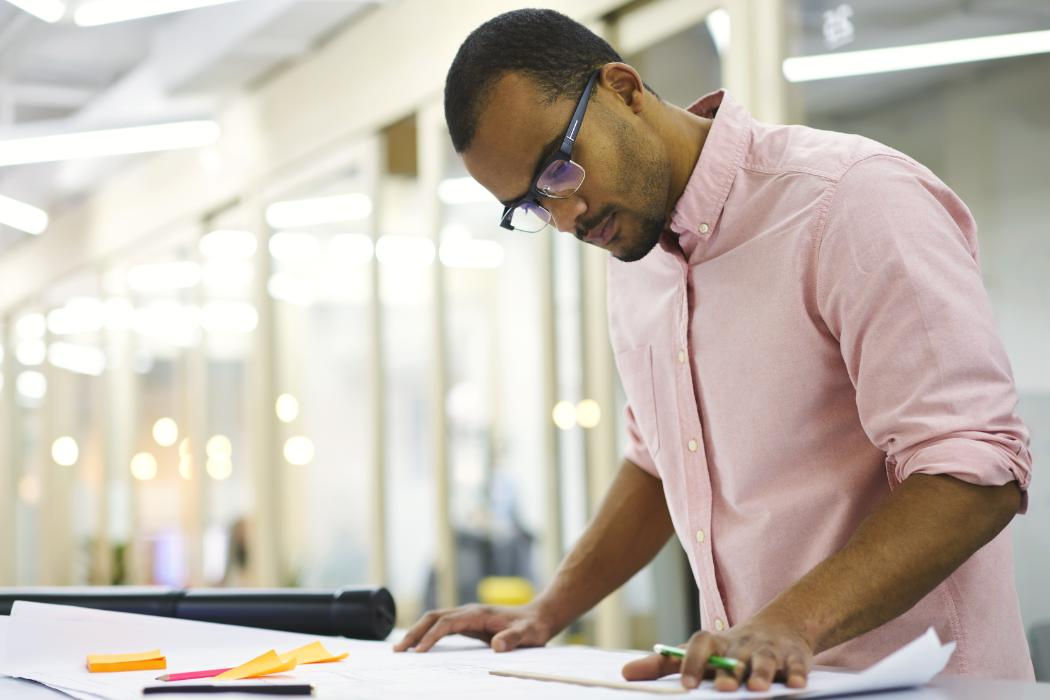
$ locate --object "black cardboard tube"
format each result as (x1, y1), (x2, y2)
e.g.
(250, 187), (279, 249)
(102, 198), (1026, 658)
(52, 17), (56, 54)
(0, 586), (396, 640)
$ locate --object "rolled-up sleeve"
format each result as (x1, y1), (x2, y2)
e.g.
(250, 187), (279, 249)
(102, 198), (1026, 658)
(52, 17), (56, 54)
(816, 155), (1032, 509)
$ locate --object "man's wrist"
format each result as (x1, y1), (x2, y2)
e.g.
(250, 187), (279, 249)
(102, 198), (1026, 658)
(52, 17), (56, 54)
(750, 601), (823, 654)
(530, 590), (575, 638)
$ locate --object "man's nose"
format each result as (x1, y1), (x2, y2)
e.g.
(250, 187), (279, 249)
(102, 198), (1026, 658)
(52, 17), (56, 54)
(545, 196), (586, 234)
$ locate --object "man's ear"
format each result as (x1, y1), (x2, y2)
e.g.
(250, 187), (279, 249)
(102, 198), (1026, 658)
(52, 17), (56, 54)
(598, 62), (647, 114)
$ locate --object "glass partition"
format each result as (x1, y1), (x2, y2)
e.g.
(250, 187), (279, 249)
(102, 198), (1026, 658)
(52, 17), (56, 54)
(40, 271), (108, 585)
(11, 303), (47, 585)
(439, 141), (548, 608)
(198, 206), (261, 586)
(376, 120), (438, 621)
(265, 139), (381, 591)
(113, 226), (200, 585)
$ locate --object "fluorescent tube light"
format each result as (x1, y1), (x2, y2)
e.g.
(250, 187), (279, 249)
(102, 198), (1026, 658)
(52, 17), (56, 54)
(4, 0), (65, 23)
(783, 29), (1050, 82)
(16, 370), (47, 401)
(199, 229), (256, 259)
(267, 273), (315, 306)
(327, 233), (374, 265)
(134, 301), (200, 347)
(437, 177), (491, 205)
(48, 342), (106, 376)
(269, 232), (322, 262)
(74, 0), (240, 26)
(0, 193), (48, 234)
(439, 238), (504, 269)
(16, 339), (46, 366)
(47, 297), (106, 335)
(375, 235), (435, 267)
(126, 261), (202, 293)
(0, 120), (221, 167)
(202, 260), (253, 293)
(265, 193), (372, 228)
(15, 313), (46, 339)
(200, 301), (258, 334)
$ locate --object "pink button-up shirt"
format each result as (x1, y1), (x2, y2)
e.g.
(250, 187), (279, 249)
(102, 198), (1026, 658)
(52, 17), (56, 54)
(608, 90), (1034, 679)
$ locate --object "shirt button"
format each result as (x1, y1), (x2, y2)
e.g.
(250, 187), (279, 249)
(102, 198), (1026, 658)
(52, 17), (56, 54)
(714, 618), (725, 632)
(698, 223), (710, 234)
(695, 529), (705, 543)
(677, 349), (686, 364)
(687, 439), (698, 452)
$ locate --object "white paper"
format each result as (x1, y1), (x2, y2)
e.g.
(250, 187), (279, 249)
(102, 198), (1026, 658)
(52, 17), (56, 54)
(802, 628), (955, 699)
(0, 602), (335, 700)
(0, 602), (953, 699)
(0, 615), (10, 678)
(488, 627), (955, 698)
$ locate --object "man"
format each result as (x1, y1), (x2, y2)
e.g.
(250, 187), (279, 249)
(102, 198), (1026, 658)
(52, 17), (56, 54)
(394, 8), (1034, 691)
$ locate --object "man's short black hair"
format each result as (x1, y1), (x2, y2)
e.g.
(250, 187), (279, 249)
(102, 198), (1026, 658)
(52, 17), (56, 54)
(444, 8), (622, 153)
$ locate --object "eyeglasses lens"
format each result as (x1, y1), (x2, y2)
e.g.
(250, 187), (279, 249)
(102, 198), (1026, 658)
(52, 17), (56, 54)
(536, 159), (585, 198)
(508, 200), (551, 233)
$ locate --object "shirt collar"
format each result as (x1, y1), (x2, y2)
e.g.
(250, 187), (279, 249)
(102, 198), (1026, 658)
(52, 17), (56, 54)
(664, 90), (751, 245)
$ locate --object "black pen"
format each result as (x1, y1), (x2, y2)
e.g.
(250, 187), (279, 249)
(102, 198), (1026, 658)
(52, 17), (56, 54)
(143, 684), (313, 695)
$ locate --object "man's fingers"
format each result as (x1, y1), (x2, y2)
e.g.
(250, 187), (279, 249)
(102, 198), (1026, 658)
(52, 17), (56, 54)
(490, 622), (525, 652)
(414, 613), (474, 652)
(713, 666), (741, 692)
(785, 653), (809, 688)
(621, 653), (681, 681)
(713, 640), (748, 692)
(393, 610), (444, 652)
(745, 647), (779, 691)
(681, 633), (721, 689)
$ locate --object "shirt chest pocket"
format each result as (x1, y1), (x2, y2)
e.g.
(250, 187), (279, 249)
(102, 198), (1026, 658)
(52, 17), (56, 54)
(616, 344), (662, 458)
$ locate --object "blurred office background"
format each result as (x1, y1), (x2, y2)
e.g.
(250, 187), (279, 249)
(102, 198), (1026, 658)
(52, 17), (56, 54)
(0, 0), (1047, 657)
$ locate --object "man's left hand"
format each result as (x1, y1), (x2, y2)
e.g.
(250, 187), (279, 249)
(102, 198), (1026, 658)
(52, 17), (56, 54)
(621, 616), (813, 691)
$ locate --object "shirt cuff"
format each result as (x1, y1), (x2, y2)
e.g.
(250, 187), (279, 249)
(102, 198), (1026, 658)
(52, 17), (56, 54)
(894, 433), (1032, 513)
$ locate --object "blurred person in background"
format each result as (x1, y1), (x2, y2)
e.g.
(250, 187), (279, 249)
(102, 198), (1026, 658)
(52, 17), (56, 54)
(222, 517), (253, 587)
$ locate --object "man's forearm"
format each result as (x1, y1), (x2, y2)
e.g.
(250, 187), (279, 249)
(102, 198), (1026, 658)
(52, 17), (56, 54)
(536, 459), (675, 633)
(754, 473), (1022, 654)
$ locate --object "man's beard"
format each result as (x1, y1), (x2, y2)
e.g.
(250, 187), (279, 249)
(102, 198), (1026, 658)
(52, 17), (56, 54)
(603, 112), (672, 263)
(613, 212), (666, 262)
(613, 123), (667, 262)
(613, 151), (671, 262)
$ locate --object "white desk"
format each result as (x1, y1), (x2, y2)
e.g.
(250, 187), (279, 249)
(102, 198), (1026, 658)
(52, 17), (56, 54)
(3, 673), (1049, 698)
(4, 607), (1048, 699)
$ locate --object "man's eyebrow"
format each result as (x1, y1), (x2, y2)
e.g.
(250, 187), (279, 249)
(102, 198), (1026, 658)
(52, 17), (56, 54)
(499, 132), (564, 206)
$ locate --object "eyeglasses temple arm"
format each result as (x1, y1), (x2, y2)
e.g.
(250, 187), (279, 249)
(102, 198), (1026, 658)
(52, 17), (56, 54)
(558, 70), (600, 156)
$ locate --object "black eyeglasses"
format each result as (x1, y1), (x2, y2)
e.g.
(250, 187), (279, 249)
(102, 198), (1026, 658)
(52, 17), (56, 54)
(499, 70), (599, 233)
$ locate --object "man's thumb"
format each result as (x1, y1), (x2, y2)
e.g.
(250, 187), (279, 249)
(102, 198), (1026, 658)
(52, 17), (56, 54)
(491, 625), (524, 652)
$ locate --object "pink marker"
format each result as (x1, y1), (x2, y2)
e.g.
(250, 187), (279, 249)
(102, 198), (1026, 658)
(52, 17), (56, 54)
(154, 667), (233, 682)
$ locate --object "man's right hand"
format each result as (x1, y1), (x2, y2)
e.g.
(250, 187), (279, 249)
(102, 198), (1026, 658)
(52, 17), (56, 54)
(392, 602), (557, 653)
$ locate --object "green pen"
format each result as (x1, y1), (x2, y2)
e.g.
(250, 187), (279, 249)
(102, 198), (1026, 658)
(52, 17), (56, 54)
(653, 643), (740, 671)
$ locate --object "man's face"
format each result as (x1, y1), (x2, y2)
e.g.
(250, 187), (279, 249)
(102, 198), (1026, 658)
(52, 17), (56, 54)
(462, 71), (671, 262)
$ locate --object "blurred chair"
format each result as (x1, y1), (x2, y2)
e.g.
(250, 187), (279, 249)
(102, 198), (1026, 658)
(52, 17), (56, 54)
(1031, 622), (1050, 681)
(477, 576), (534, 607)
(423, 522), (536, 611)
